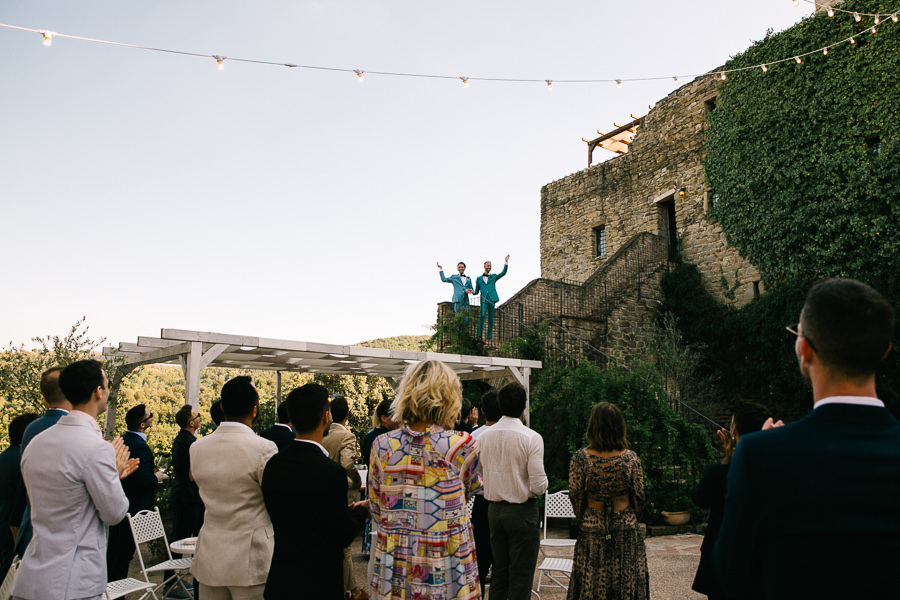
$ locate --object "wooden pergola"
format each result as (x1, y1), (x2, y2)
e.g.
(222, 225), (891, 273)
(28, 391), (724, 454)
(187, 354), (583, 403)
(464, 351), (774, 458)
(583, 116), (642, 167)
(101, 328), (541, 435)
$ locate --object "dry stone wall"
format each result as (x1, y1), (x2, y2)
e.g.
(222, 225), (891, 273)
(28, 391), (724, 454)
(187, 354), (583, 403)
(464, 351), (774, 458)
(540, 75), (761, 307)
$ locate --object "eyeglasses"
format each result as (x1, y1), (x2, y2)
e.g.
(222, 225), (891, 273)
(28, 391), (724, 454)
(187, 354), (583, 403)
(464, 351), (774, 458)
(786, 323), (816, 352)
(141, 412), (154, 423)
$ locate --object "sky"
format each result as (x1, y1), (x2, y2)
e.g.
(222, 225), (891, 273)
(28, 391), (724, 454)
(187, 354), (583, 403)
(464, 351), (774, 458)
(0, 0), (816, 351)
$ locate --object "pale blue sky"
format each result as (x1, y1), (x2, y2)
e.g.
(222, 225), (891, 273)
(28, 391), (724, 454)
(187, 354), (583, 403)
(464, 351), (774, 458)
(1, 0), (814, 349)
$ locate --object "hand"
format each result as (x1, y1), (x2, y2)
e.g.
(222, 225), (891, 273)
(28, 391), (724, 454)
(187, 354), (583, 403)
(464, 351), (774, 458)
(762, 417), (784, 430)
(716, 428), (735, 464)
(351, 500), (369, 511)
(155, 470), (168, 482)
(111, 437), (139, 479)
(505, 254), (510, 262)
(437, 262), (442, 269)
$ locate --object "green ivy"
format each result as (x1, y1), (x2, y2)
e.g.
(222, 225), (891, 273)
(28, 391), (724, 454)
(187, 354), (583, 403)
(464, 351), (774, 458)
(703, 0), (900, 300)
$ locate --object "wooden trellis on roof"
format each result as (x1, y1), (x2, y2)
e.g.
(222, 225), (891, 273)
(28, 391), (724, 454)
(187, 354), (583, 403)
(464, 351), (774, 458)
(583, 115), (643, 167)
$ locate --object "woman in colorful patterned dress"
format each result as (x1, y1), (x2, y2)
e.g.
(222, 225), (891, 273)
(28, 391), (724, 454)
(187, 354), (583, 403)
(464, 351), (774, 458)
(567, 402), (649, 600)
(368, 360), (482, 600)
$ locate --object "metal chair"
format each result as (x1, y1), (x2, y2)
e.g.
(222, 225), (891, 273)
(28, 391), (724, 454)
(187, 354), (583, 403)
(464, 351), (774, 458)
(128, 508), (194, 599)
(103, 577), (157, 600)
(534, 490), (576, 596)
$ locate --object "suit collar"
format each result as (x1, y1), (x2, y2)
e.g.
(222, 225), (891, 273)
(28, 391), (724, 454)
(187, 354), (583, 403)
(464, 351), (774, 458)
(806, 402), (898, 426)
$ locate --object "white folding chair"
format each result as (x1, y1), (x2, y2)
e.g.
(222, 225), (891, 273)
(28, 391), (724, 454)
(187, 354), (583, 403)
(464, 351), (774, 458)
(128, 508), (193, 599)
(104, 577), (157, 600)
(534, 490), (576, 596)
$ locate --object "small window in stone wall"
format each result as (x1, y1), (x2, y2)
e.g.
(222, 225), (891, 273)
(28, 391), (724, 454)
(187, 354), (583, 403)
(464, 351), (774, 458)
(594, 226), (607, 257)
(705, 189), (720, 213)
(705, 97), (717, 113)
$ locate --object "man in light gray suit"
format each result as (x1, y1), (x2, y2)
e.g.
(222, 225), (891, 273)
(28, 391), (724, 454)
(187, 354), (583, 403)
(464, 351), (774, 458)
(190, 376), (278, 600)
(13, 359), (138, 600)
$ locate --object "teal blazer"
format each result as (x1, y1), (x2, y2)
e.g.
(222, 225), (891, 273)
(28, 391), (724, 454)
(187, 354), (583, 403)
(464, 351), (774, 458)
(474, 263), (508, 304)
(440, 271), (475, 303)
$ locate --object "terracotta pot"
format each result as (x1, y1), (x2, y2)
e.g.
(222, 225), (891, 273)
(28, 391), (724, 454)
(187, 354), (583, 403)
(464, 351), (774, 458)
(660, 510), (691, 526)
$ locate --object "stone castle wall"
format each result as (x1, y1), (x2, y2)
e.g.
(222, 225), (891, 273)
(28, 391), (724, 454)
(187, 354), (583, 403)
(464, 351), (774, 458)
(540, 75), (762, 307)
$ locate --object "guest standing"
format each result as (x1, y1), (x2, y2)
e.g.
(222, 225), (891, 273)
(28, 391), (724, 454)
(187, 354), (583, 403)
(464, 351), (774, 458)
(0, 413), (38, 580)
(566, 402), (649, 600)
(368, 360), (481, 600)
(360, 399), (398, 557)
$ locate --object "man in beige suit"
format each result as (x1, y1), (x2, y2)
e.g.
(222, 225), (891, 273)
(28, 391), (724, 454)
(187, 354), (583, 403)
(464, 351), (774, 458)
(321, 394), (365, 600)
(190, 376), (278, 600)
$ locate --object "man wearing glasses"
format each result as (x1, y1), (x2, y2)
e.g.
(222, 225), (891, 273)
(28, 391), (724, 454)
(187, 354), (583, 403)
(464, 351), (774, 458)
(107, 404), (166, 582)
(715, 278), (900, 600)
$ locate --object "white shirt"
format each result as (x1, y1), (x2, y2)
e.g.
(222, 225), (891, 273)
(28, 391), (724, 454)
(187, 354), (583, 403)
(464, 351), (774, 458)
(477, 416), (548, 503)
(815, 395), (884, 408)
(295, 438), (329, 456)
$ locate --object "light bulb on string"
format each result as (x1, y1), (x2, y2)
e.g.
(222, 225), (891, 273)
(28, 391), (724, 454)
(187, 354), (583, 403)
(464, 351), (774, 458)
(762, 64), (768, 72)
(872, 26), (877, 33)
(827, 6), (834, 17)
(892, 13), (899, 22)
(720, 72), (727, 80)
(673, 76), (678, 83)
(854, 12), (861, 22)
(354, 69), (365, 82)
(39, 30), (54, 46)
(545, 80), (552, 92)
(616, 79), (622, 89)
(850, 37), (856, 44)
(460, 76), (469, 88)
(874, 16), (880, 24)
(213, 55), (224, 70)
(795, 56), (802, 64)
(823, 47), (828, 55)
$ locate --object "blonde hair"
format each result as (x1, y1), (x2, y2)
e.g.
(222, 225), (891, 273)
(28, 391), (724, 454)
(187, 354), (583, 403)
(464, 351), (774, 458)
(391, 360), (462, 429)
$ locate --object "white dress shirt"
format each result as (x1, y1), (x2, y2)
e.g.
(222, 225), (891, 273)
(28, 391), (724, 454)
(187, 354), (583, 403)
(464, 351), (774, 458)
(477, 416), (548, 503)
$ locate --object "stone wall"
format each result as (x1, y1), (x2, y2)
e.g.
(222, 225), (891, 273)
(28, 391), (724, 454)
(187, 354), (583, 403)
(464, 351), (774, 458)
(540, 74), (762, 307)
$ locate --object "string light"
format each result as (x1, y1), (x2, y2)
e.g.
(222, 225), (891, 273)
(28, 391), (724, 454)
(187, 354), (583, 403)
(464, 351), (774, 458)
(854, 12), (861, 22)
(0, 16), (895, 92)
(827, 6), (835, 17)
(761, 64), (768, 72)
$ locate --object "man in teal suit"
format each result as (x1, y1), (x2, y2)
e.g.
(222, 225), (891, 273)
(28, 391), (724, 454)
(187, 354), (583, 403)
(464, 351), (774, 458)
(438, 261), (475, 313)
(474, 255), (509, 339)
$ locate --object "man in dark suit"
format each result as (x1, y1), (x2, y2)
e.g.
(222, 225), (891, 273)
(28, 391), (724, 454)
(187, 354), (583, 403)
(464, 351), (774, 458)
(107, 403), (165, 581)
(714, 278), (900, 600)
(474, 255), (509, 339)
(13, 365), (71, 558)
(259, 403), (294, 451)
(691, 401), (771, 600)
(262, 384), (368, 600)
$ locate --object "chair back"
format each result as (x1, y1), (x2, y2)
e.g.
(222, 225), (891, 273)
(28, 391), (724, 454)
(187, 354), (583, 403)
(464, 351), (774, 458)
(0, 557), (20, 600)
(128, 507), (175, 578)
(543, 490), (576, 538)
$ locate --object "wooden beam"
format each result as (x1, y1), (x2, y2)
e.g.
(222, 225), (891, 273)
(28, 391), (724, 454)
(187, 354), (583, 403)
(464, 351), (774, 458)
(119, 342), (193, 367)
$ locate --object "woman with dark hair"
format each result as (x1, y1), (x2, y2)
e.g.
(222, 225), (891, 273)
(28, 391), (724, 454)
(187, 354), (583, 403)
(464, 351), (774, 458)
(567, 402), (649, 600)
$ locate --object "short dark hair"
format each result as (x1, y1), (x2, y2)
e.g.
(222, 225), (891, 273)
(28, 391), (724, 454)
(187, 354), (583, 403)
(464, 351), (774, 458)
(498, 382), (526, 418)
(732, 400), (772, 437)
(457, 262), (466, 269)
(175, 405), (195, 429)
(375, 398), (393, 421)
(58, 359), (105, 406)
(221, 376), (259, 420)
(801, 278), (894, 379)
(457, 398), (472, 423)
(329, 394), (350, 423)
(288, 384), (330, 434)
(125, 404), (148, 431)
(480, 390), (501, 422)
(210, 399), (224, 427)
(276, 402), (291, 424)
(9, 413), (40, 446)
(40, 366), (67, 406)
(585, 402), (628, 452)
